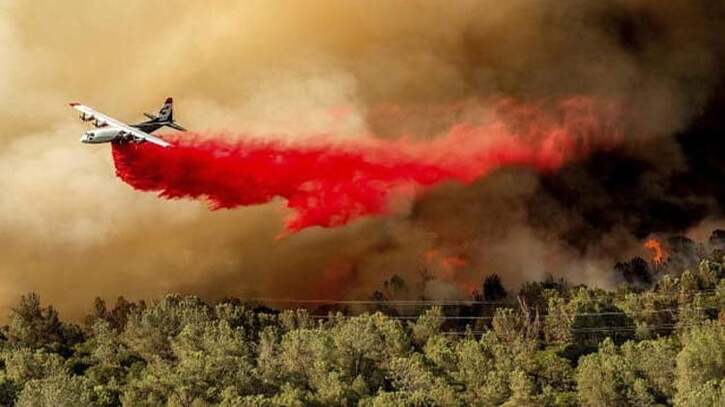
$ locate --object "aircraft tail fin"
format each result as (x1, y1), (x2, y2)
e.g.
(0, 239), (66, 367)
(157, 97), (174, 122)
(137, 97), (186, 132)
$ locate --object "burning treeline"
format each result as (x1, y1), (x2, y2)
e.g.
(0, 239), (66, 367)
(0, 1), (724, 317)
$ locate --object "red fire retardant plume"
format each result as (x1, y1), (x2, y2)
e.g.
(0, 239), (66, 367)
(112, 98), (621, 232)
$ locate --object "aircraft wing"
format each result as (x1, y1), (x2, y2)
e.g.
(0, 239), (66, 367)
(69, 102), (172, 148)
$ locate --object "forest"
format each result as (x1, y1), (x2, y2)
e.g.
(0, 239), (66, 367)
(0, 233), (722, 406)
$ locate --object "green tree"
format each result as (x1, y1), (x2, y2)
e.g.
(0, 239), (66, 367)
(528, 349), (576, 406)
(617, 291), (677, 339)
(409, 306), (444, 347)
(121, 294), (211, 360)
(80, 321), (139, 406)
(675, 378), (724, 407)
(576, 337), (678, 406)
(387, 353), (460, 406)
(329, 313), (410, 394)
(423, 334), (457, 374)
(2, 348), (66, 387)
(256, 325), (283, 389)
(6, 294), (82, 355)
(123, 320), (255, 406)
(15, 373), (94, 407)
(675, 321), (725, 406)
(564, 289), (635, 361)
(452, 334), (512, 405)
(491, 304), (539, 352)
(84, 296), (141, 332)
(277, 328), (335, 393)
(621, 338), (679, 402)
(278, 309), (316, 333)
(359, 391), (413, 407)
(544, 293), (575, 344)
(501, 369), (536, 407)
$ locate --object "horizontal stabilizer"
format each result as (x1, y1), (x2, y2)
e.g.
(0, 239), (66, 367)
(166, 122), (186, 131)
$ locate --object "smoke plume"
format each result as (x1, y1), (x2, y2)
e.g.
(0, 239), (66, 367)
(0, 0), (723, 318)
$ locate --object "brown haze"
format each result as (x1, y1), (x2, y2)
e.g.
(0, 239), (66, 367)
(0, 0), (723, 318)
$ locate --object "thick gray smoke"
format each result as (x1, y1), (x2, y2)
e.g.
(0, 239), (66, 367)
(0, 0), (723, 318)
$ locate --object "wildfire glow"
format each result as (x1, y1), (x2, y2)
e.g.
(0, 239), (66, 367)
(423, 248), (477, 295)
(425, 249), (468, 272)
(644, 238), (666, 265)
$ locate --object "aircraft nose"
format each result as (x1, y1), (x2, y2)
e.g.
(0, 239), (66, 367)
(80, 135), (87, 143)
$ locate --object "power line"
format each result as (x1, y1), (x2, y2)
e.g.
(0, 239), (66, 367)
(304, 306), (719, 321)
(238, 289), (719, 306)
(310, 315), (495, 320)
(245, 298), (511, 305)
(300, 307), (720, 321)
(440, 323), (704, 336)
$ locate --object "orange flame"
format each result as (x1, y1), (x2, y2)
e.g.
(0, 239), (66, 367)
(423, 249), (477, 295)
(644, 238), (666, 265)
(425, 249), (468, 272)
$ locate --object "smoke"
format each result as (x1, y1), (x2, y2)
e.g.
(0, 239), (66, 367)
(0, 0), (723, 318)
(112, 97), (620, 232)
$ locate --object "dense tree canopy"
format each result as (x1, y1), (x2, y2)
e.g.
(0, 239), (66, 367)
(0, 249), (722, 406)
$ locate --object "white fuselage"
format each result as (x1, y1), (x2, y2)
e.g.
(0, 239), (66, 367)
(80, 128), (125, 144)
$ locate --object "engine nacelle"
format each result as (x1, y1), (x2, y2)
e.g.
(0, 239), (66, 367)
(81, 128), (122, 144)
(80, 112), (94, 122)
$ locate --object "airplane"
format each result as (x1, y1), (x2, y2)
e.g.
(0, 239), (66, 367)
(69, 97), (186, 148)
